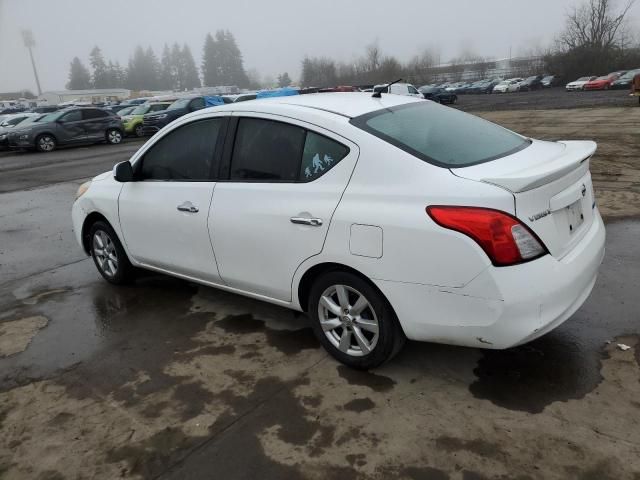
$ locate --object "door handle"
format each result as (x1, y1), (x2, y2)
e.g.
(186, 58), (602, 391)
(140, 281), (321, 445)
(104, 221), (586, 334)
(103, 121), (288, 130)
(177, 201), (199, 213)
(290, 217), (323, 226)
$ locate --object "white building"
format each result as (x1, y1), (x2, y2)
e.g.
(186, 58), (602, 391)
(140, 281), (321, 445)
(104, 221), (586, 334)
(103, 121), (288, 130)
(38, 89), (131, 105)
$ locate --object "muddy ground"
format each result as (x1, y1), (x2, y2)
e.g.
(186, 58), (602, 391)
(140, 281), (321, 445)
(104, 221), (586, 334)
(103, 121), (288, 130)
(1, 96), (639, 479)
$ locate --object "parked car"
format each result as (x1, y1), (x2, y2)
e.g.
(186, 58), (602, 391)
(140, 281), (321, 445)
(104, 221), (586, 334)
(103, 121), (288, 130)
(566, 76), (597, 91)
(419, 86), (457, 104)
(122, 102), (172, 137)
(72, 92), (605, 369)
(584, 72), (623, 91)
(467, 80), (500, 94)
(116, 106), (137, 117)
(8, 107), (124, 152)
(493, 78), (523, 93)
(372, 83), (422, 98)
(222, 93), (259, 102)
(518, 75), (544, 91)
(27, 105), (60, 114)
(541, 75), (561, 88)
(119, 98), (149, 107)
(0, 113), (40, 149)
(141, 96), (224, 136)
(611, 69), (640, 89)
(110, 104), (138, 114)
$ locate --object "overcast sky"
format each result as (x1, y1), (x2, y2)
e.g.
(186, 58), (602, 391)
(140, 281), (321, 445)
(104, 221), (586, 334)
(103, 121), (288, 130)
(0, 0), (637, 93)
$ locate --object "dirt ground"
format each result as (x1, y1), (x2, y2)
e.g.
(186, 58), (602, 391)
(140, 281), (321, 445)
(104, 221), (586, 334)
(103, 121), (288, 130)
(476, 107), (640, 219)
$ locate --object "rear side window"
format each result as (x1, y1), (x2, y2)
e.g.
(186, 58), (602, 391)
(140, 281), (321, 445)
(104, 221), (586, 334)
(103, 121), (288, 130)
(82, 109), (109, 120)
(149, 104), (168, 112)
(61, 110), (82, 122)
(301, 132), (349, 181)
(351, 102), (529, 168)
(190, 97), (205, 110)
(230, 118), (306, 181)
(139, 118), (222, 181)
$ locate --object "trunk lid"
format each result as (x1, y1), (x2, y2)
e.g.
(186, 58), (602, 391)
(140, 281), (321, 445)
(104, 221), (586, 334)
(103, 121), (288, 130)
(452, 139), (597, 259)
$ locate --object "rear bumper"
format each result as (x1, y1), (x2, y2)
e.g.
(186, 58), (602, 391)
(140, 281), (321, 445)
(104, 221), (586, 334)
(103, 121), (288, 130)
(375, 209), (606, 349)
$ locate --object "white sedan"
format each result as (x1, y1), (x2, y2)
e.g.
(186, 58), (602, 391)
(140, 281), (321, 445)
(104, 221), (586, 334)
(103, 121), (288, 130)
(493, 78), (524, 93)
(566, 76), (597, 91)
(72, 93), (605, 369)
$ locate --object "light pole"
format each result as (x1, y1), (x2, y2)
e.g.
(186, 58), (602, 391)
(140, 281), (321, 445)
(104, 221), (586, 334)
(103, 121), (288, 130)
(21, 29), (42, 96)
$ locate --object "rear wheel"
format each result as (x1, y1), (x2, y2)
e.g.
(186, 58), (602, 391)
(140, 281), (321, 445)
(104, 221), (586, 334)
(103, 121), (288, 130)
(35, 134), (56, 152)
(450, 96), (457, 104)
(308, 271), (405, 369)
(134, 124), (144, 137)
(106, 128), (123, 145)
(89, 221), (134, 285)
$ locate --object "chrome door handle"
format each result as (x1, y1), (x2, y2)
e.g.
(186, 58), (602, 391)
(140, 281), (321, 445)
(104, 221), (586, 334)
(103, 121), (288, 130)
(177, 201), (199, 213)
(290, 217), (323, 226)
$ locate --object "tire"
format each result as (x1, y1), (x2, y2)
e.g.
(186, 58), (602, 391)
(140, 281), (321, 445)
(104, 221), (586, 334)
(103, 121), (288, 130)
(106, 128), (123, 145)
(450, 96), (457, 104)
(88, 221), (134, 285)
(307, 271), (406, 369)
(134, 124), (144, 137)
(35, 134), (56, 153)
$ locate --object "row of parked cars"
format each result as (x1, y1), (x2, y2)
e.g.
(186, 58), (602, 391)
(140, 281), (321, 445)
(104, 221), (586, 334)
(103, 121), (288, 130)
(565, 69), (640, 91)
(421, 75), (560, 96)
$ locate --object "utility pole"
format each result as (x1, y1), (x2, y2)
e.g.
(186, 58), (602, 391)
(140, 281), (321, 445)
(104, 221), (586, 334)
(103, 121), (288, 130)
(21, 29), (42, 96)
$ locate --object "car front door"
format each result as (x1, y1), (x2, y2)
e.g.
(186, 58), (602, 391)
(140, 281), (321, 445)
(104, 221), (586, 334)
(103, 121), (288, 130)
(82, 109), (111, 140)
(118, 116), (227, 282)
(209, 114), (359, 301)
(55, 110), (85, 143)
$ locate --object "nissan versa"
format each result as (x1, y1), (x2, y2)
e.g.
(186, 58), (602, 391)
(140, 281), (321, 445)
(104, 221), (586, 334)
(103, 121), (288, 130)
(72, 93), (605, 369)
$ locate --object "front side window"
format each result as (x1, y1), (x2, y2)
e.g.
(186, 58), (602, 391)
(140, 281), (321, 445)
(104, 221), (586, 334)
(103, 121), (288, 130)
(351, 102), (529, 168)
(408, 86), (419, 94)
(139, 118), (222, 181)
(190, 98), (205, 110)
(230, 118), (306, 181)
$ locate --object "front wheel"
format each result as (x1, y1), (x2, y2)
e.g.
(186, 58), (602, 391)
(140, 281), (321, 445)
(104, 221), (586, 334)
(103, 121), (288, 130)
(450, 96), (457, 104)
(35, 134), (56, 152)
(89, 221), (134, 284)
(106, 128), (123, 145)
(134, 124), (144, 137)
(308, 271), (405, 369)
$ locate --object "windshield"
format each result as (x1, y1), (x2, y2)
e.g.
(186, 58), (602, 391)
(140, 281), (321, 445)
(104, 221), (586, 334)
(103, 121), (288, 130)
(168, 98), (191, 110)
(39, 110), (66, 123)
(619, 70), (640, 80)
(596, 76), (608, 80)
(131, 105), (150, 115)
(577, 77), (591, 81)
(351, 102), (530, 168)
(16, 115), (44, 126)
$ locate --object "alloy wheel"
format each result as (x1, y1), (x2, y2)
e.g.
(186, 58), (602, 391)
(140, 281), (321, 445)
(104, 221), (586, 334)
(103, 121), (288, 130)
(38, 136), (55, 152)
(108, 130), (122, 144)
(318, 284), (379, 357)
(93, 230), (118, 277)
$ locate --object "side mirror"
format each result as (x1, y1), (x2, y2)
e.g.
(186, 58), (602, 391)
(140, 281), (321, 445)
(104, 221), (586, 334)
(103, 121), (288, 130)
(114, 161), (134, 182)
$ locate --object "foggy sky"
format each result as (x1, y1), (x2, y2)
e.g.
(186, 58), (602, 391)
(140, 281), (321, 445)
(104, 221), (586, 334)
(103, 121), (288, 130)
(0, 0), (637, 93)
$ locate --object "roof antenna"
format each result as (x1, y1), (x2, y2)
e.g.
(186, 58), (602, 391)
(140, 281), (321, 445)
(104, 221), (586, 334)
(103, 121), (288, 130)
(372, 78), (403, 98)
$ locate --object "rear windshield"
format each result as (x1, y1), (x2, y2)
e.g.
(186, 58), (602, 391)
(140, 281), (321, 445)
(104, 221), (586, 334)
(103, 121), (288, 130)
(351, 102), (530, 168)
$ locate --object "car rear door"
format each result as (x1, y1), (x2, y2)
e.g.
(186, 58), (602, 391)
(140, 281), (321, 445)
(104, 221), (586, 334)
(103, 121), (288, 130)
(82, 108), (111, 140)
(209, 114), (359, 301)
(118, 116), (228, 282)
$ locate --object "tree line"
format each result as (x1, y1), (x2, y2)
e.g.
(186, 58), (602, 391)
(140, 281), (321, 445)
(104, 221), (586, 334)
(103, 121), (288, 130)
(67, 30), (251, 91)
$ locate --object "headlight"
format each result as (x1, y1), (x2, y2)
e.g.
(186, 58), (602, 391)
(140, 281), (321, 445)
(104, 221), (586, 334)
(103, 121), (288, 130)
(75, 181), (92, 200)
(155, 114), (168, 119)
(19, 133), (29, 140)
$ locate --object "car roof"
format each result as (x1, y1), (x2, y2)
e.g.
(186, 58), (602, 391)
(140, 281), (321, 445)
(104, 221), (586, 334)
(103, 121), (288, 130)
(223, 92), (422, 119)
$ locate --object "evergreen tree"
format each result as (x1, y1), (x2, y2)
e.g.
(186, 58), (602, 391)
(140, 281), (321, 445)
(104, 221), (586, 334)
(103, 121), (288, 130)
(180, 44), (201, 90)
(202, 33), (220, 87)
(277, 72), (292, 87)
(126, 46), (147, 90)
(67, 57), (92, 90)
(89, 46), (109, 88)
(222, 30), (249, 87)
(145, 46), (161, 90)
(159, 44), (175, 90)
(170, 43), (183, 89)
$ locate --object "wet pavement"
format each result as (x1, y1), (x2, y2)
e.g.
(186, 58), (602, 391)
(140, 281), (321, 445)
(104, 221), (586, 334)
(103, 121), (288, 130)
(1, 121), (640, 479)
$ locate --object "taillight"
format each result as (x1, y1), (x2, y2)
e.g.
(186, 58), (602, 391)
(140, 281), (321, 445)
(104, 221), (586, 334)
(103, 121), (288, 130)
(426, 206), (547, 266)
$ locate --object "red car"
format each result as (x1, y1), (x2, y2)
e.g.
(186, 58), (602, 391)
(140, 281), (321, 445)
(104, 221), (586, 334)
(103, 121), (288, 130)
(584, 72), (624, 91)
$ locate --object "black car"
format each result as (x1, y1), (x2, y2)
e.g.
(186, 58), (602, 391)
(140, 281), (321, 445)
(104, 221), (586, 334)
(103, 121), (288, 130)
(611, 69), (640, 89)
(518, 75), (544, 91)
(419, 87), (457, 104)
(541, 75), (561, 88)
(142, 96), (231, 135)
(8, 107), (124, 152)
(110, 104), (137, 114)
(467, 79), (499, 94)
